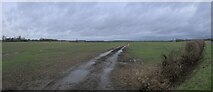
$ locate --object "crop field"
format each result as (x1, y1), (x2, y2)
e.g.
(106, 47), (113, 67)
(2, 41), (211, 90)
(2, 42), (126, 89)
(3, 1), (211, 91)
(127, 42), (183, 64)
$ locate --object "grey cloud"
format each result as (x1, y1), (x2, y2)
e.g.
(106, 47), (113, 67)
(2, 2), (211, 40)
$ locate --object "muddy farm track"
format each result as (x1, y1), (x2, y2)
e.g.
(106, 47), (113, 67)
(43, 46), (126, 90)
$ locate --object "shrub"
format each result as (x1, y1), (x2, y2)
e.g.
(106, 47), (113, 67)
(181, 40), (205, 65)
(161, 50), (182, 82)
(161, 40), (205, 83)
(140, 40), (205, 90)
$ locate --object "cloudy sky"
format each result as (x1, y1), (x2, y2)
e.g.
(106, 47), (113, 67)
(2, 2), (211, 41)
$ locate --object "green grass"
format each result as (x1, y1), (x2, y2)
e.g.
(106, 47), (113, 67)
(2, 42), (126, 89)
(176, 42), (211, 90)
(3, 42), (125, 69)
(2, 41), (211, 90)
(127, 42), (183, 64)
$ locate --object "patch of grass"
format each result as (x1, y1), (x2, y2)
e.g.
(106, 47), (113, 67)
(3, 42), (125, 69)
(2, 42), (126, 89)
(127, 42), (182, 64)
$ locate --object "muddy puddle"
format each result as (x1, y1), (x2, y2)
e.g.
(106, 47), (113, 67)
(45, 46), (126, 90)
(100, 46), (125, 90)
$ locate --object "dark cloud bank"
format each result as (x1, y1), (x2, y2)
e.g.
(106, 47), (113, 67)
(2, 2), (211, 41)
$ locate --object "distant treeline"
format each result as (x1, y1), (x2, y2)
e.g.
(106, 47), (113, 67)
(2, 36), (60, 42)
(175, 38), (212, 42)
(1, 35), (213, 42)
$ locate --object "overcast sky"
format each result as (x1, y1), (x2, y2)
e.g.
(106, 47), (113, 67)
(2, 2), (211, 41)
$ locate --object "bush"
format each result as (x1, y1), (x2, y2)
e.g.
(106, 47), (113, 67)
(181, 40), (205, 65)
(161, 40), (205, 83)
(140, 40), (205, 90)
(161, 50), (182, 82)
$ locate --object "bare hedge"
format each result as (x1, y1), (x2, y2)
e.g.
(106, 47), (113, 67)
(161, 40), (205, 83)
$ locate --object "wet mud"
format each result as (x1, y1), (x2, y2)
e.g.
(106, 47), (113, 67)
(44, 46), (126, 90)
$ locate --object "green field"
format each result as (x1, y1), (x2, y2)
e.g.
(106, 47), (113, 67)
(2, 41), (211, 90)
(126, 42), (183, 65)
(2, 42), (126, 89)
(3, 42), (126, 69)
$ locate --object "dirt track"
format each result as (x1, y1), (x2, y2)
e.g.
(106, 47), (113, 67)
(43, 46), (126, 90)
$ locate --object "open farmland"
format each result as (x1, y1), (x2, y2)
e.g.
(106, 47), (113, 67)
(2, 41), (211, 90)
(126, 42), (183, 64)
(3, 2), (211, 91)
(2, 42), (126, 89)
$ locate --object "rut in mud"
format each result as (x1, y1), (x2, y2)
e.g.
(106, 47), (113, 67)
(44, 46), (126, 90)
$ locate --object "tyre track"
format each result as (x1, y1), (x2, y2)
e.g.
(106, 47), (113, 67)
(44, 46), (126, 90)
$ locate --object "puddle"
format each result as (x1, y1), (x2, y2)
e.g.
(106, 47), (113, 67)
(57, 69), (90, 89)
(52, 49), (114, 90)
(47, 46), (126, 90)
(94, 49), (113, 60)
(100, 46), (125, 90)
